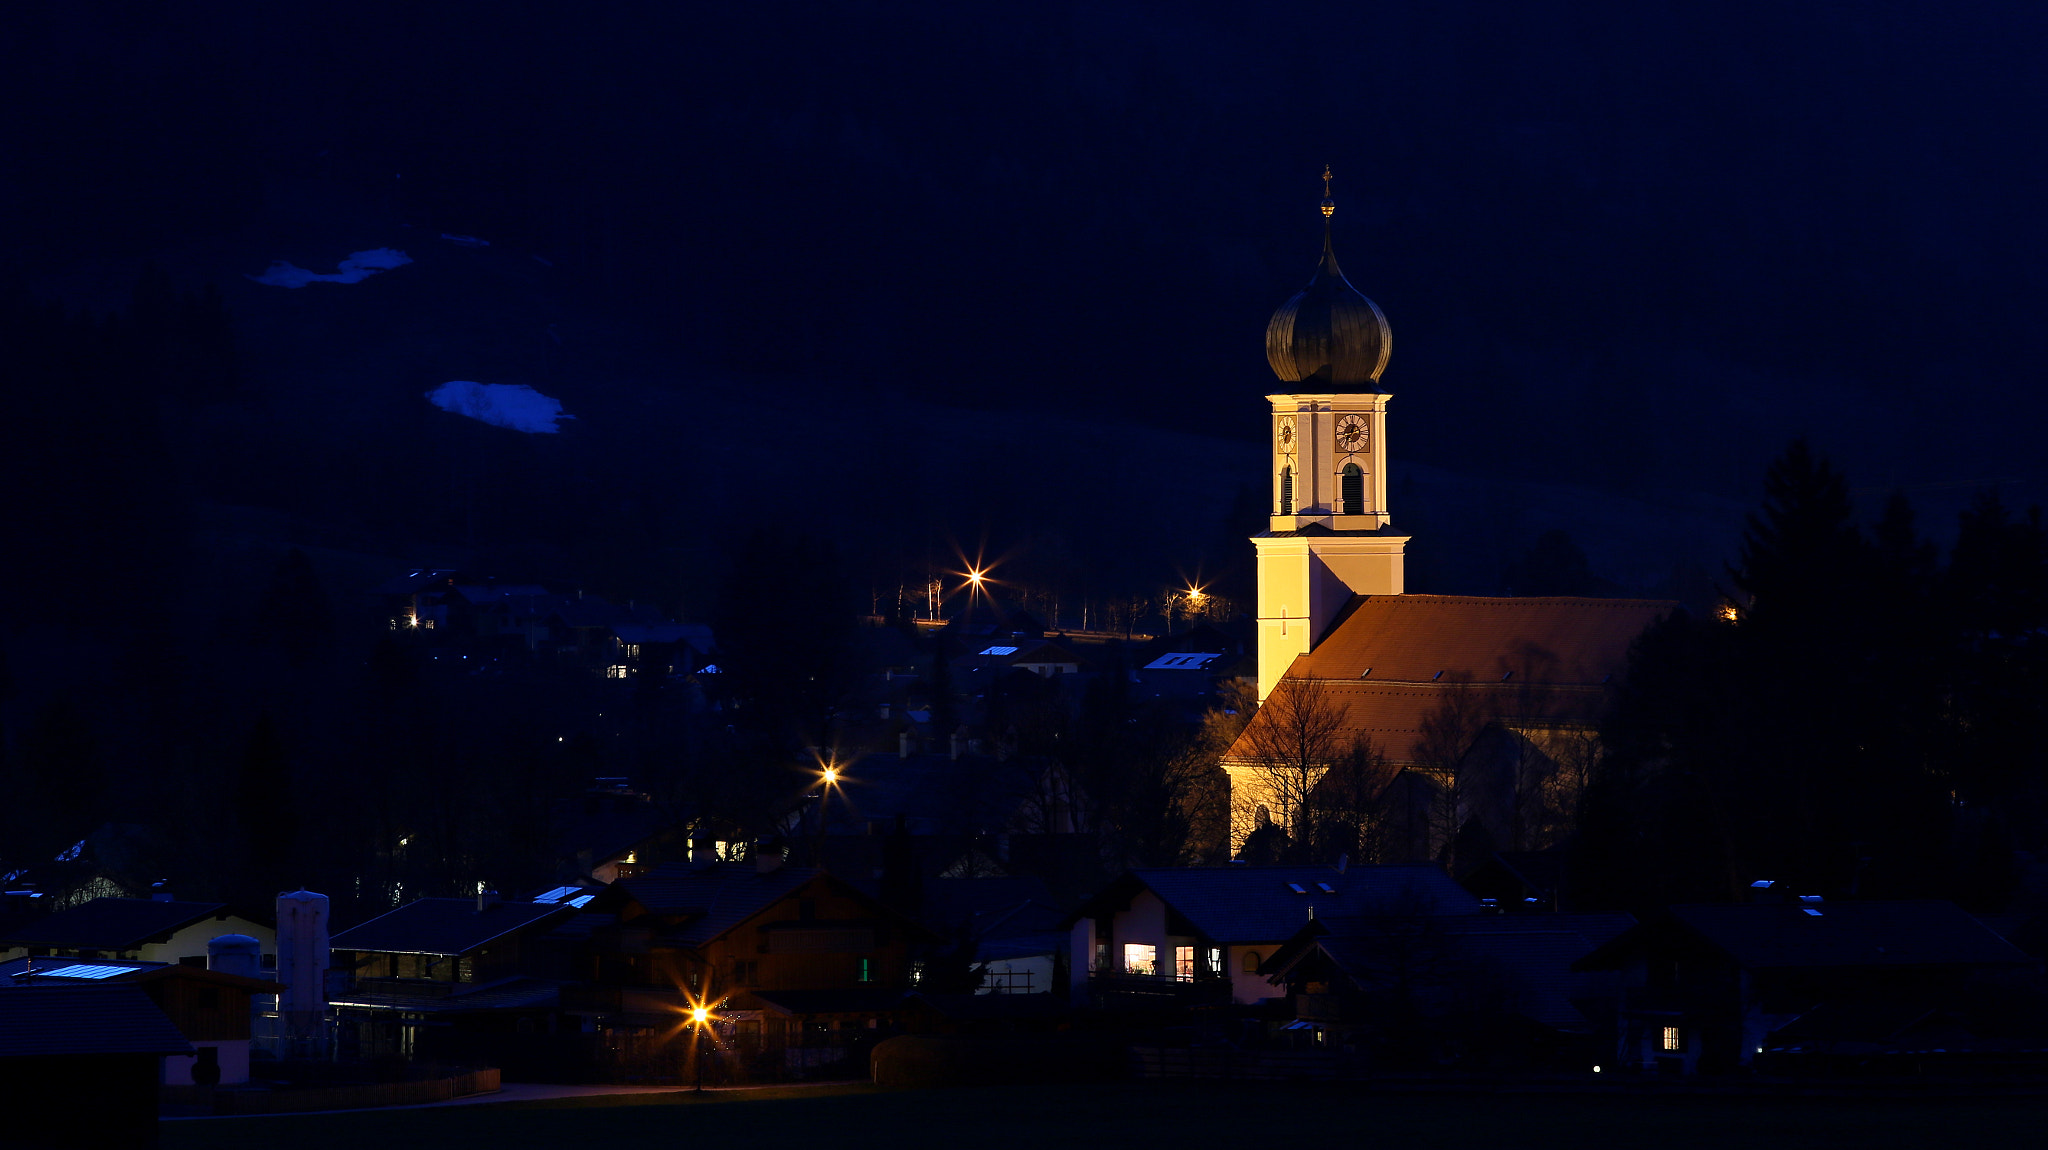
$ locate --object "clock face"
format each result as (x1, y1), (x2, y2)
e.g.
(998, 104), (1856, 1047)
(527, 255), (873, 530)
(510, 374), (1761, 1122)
(1278, 418), (1296, 449)
(1335, 415), (1368, 453)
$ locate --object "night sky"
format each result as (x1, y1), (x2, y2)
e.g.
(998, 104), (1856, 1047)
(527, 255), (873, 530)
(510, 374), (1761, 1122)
(9, 0), (2047, 607)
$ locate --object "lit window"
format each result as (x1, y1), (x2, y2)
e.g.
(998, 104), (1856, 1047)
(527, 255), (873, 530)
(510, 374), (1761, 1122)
(1242, 950), (1262, 973)
(606, 664), (629, 679)
(1123, 943), (1157, 976)
(1662, 1026), (1682, 1052)
(1175, 946), (1194, 982)
(1207, 946), (1222, 975)
(857, 957), (873, 983)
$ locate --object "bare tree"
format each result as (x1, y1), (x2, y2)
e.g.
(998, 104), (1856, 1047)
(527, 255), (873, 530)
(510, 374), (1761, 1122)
(1229, 677), (1387, 860)
(1412, 677), (1492, 870)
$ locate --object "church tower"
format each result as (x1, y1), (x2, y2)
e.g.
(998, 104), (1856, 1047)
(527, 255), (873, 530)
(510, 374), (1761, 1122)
(1252, 170), (1409, 699)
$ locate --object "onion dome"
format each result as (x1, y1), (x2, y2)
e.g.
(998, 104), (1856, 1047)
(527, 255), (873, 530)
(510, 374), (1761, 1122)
(1265, 168), (1391, 386)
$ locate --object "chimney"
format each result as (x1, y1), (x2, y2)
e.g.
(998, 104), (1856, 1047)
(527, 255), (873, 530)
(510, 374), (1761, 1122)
(899, 731), (912, 758)
(151, 881), (174, 903)
(477, 888), (501, 912)
(949, 730), (964, 761)
(754, 838), (785, 875)
(1748, 880), (1785, 905)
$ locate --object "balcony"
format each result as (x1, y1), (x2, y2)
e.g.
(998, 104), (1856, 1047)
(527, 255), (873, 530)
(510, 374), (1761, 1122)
(1084, 972), (1230, 1009)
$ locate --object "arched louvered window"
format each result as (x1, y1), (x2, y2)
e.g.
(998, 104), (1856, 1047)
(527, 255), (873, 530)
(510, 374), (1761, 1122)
(1341, 463), (1364, 516)
(1279, 467), (1293, 515)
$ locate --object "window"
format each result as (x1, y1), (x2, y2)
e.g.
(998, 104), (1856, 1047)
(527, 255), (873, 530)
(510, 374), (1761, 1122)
(857, 957), (873, 983)
(732, 958), (758, 986)
(1175, 946), (1194, 982)
(1094, 941), (1110, 973)
(1242, 950), (1262, 973)
(1279, 467), (1293, 515)
(1662, 1026), (1683, 1052)
(1208, 947), (1223, 975)
(1341, 463), (1364, 515)
(1123, 943), (1157, 976)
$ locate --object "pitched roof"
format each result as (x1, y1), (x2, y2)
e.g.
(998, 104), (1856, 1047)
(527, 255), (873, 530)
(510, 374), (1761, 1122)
(1071, 864), (1479, 944)
(1300, 595), (1673, 684)
(1577, 901), (2036, 971)
(0, 984), (192, 1057)
(329, 898), (572, 956)
(608, 863), (829, 947)
(0, 898), (236, 950)
(1227, 595), (1672, 765)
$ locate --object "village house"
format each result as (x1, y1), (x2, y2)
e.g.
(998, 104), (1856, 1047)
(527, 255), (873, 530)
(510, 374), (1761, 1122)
(0, 895), (276, 969)
(0, 983), (192, 1148)
(2, 943), (280, 1087)
(327, 893), (579, 1066)
(566, 856), (931, 1080)
(1259, 909), (1633, 1069)
(1573, 897), (2042, 1074)
(1064, 863), (1479, 1009)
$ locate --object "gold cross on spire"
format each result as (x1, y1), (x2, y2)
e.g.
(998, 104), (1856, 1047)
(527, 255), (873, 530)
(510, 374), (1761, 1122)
(1320, 165), (1335, 217)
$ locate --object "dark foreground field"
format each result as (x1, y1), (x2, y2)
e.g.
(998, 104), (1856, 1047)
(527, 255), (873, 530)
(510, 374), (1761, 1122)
(161, 1080), (2048, 1150)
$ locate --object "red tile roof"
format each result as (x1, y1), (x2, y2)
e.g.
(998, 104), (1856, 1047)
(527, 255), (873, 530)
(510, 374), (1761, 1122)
(1299, 595), (1674, 684)
(1229, 595), (1673, 765)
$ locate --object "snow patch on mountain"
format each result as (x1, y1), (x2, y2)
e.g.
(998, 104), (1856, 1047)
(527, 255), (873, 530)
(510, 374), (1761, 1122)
(247, 248), (412, 288)
(426, 381), (574, 433)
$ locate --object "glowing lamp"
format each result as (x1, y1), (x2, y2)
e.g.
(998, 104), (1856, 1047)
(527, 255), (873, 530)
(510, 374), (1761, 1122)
(690, 1006), (710, 1025)
(821, 765), (840, 785)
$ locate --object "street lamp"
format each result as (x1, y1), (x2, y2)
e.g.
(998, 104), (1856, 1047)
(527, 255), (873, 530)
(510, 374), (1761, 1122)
(689, 1003), (712, 1092)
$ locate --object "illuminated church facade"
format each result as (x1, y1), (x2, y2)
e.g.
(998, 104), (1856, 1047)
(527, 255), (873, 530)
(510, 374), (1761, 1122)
(1222, 176), (1671, 864)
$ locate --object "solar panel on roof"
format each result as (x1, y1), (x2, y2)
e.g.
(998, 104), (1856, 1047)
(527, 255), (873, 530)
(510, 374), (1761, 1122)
(980, 645), (1020, 656)
(35, 964), (133, 980)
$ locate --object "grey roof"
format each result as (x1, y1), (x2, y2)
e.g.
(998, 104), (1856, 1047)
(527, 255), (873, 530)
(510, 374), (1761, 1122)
(1074, 864), (1480, 944)
(607, 863), (827, 947)
(330, 898), (572, 956)
(437, 976), (566, 1013)
(1579, 901), (2036, 971)
(0, 898), (237, 950)
(0, 984), (192, 1057)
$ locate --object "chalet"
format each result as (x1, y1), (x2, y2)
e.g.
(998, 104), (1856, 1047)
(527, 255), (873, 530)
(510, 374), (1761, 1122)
(2, 954), (282, 1086)
(0, 896), (275, 969)
(328, 894), (577, 1063)
(0, 984), (192, 1148)
(568, 858), (931, 1079)
(1573, 899), (2041, 1074)
(1260, 911), (1632, 1068)
(1064, 863), (1480, 1009)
